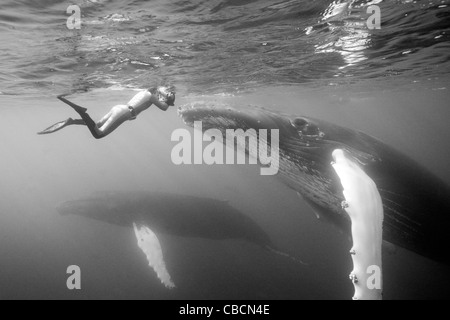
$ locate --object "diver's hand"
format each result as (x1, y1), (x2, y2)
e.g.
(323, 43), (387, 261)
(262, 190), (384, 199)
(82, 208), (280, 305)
(157, 87), (176, 107)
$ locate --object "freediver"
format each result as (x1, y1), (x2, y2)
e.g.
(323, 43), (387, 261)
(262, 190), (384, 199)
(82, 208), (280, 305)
(38, 86), (175, 139)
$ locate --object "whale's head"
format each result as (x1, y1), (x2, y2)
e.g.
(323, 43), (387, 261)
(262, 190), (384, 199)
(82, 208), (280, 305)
(178, 103), (296, 135)
(178, 102), (381, 169)
(57, 195), (134, 227)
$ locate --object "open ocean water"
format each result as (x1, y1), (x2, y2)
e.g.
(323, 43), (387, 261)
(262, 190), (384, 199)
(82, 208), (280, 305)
(0, 0), (450, 300)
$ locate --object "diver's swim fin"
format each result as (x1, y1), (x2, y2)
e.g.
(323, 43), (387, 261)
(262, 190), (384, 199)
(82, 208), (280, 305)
(57, 95), (87, 113)
(37, 118), (84, 135)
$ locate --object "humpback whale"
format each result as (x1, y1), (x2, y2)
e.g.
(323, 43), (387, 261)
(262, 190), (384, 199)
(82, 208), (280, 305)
(58, 192), (301, 288)
(178, 104), (450, 266)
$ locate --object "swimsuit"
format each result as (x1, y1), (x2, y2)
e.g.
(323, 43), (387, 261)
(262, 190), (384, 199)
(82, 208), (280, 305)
(128, 105), (137, 120)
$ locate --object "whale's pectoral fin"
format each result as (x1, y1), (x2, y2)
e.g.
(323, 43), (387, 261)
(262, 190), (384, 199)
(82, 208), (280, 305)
(331, 149), (383, 300)
(133, 223), (176, 289)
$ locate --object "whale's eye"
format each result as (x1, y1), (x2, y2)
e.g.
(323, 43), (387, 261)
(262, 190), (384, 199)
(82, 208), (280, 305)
(291, 117), (321, 136)
(291, 117), (308, 129)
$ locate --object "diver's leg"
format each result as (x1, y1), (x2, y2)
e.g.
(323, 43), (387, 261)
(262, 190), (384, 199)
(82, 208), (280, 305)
(96, 111), (113, 128)
(57, 96), (104, 139)
(98, 106), (132, 137)
(57, 95), (87, 113)
(71, 119), (86, 125)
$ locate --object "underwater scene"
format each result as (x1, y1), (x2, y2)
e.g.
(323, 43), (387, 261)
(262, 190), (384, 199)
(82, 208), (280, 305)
(0, 0), (450, 300)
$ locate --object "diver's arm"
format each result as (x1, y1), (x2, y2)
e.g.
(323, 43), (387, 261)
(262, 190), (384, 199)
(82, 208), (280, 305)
(150, 87), (175, 111)
(127, 87), (175, 114)
(151, 97), (170, 111)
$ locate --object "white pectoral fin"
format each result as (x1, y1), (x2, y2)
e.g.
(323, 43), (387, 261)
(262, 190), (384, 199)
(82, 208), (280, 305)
(133, 223), (176, 289)
(331, 149), (383, 300)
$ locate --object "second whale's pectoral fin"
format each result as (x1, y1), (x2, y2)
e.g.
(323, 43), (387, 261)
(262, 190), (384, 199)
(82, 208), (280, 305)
(331, 149), (384, 301)
(133, 223), (176, 289)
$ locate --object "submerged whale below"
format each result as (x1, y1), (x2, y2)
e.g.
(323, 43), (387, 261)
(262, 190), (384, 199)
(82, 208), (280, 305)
(178, 104), (450, 265)
(58, 192), (300, 288)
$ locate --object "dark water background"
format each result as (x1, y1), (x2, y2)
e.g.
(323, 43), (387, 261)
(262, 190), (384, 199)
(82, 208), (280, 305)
(1, 0), (450, 299)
